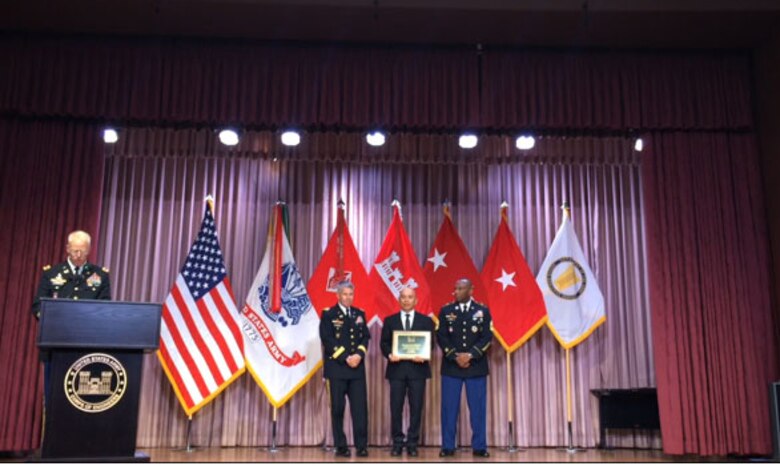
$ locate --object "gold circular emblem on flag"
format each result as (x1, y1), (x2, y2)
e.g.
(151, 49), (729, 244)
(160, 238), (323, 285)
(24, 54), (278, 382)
(546, 257), (587, 300)
(64, 353), (127, 413)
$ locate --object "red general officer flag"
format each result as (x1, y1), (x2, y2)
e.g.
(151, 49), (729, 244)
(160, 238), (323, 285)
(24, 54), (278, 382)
(307, 201), (373, 316)
(423, 204), (489, 317)
(480, 203), (547, 352)
(368, 200), (431, 325)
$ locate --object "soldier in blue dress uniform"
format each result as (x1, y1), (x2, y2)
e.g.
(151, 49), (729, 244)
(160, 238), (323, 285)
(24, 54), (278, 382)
(436, 278), (493, 458)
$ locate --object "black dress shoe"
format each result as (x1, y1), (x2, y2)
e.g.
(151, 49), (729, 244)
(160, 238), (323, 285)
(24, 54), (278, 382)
(473, 449), (490, 457)
(335, 447), (351, 457)
(407, 447), (419, 457)
(390, 447), (402, 456)
(439, 449), (455, 457)
(356, 448), (369, 457)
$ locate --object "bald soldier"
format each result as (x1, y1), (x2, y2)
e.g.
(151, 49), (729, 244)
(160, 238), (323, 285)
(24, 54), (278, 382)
(32, 230), (111, 319)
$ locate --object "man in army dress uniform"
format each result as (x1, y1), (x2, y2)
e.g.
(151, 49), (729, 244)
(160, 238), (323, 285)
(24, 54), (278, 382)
(436, 278), (493, 458)
(32, 230), (111, 405)
(319, 282), (370, 457)
(32, 230), (111, 319)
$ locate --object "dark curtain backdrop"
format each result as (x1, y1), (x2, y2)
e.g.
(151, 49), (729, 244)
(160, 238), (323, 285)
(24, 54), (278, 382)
(98, 128), (654, 449)
(0, 37), (752, 131)
(0, 118), (103, 451)
(643, 132), (777, 456)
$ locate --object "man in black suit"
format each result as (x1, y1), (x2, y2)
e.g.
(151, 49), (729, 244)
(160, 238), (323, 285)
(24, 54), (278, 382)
(32, 230), (111, 319)
(319, 282), (370, 458)
(437, 278), (493, 458)
(380, 287), (434, 457)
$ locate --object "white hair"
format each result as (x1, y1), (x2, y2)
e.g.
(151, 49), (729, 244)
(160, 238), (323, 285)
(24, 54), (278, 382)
(67, 230), (92, 246)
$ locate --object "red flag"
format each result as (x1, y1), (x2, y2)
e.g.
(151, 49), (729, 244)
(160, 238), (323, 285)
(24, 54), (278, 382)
(307, 201), (373, 317)
(368, 201), (431, 325)
(480, 204), (547, 352)
(423, 204), (489, 318)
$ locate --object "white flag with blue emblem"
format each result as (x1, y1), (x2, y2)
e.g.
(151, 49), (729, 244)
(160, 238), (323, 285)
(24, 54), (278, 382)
(240, 204), (322, 408)
(536, 208), (605, 349)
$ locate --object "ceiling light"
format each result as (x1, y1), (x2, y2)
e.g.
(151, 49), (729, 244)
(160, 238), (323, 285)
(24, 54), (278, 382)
(458, 134), (478, 149)
(218, 129), (239, 146)
(281, 131), (301, 147)
(103, 128), (119, 144)
(366, 131), (386, 147)
(515, 135), (535, 150)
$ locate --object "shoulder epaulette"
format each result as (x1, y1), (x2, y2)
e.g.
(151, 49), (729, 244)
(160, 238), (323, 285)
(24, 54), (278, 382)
(42, 264), (51, 271)
(102, 267), (110, 273)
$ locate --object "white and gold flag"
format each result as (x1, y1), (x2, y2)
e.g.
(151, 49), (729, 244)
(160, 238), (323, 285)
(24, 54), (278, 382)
(537, 210), (605, 349)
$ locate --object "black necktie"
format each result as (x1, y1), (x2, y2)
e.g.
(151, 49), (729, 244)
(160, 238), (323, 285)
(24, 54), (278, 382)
(404, 312), (411, 331)
(345, 307), (351, 319)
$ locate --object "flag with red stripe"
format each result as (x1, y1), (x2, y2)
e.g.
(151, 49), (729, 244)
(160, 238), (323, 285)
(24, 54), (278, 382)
(157, 203), (246, 416)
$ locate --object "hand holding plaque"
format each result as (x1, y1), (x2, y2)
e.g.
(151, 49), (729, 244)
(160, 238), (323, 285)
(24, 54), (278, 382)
(391, 330), (431, 361)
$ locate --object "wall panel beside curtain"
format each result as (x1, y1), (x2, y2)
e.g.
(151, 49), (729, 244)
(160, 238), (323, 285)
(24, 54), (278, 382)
(98, 127), (654, 449)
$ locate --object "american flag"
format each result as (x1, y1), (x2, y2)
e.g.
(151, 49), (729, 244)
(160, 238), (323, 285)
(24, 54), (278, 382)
(157, 205), (245, 415)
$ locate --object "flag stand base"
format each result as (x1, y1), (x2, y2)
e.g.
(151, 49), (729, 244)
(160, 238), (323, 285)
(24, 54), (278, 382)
(172, 418), (196, 452)
(556, 447), (586, 454)
(171, 446), (196, 453)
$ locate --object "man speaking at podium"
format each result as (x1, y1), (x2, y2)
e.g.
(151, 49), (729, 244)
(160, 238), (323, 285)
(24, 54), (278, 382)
(31, 230), (111, 319)
(31, 230), (112, 402)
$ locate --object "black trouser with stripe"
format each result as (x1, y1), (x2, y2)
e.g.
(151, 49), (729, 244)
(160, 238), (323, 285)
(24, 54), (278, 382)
(329, 377), (368, 449)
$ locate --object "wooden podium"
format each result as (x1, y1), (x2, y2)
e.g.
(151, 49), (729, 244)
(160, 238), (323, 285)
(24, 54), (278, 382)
(37, 298), (162, 461)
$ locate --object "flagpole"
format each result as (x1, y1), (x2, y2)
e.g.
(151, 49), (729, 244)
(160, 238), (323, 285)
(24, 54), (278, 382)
(555, 348), (583, 454)
(500, 200), (522, 453)
(322, 379), (333, 452)
(556, 202), (584, 454)
(506, 351), (520, 453)
(173, 414), (196, 453)
(185, 415), (194, 452)
(261, 406), (282, 453)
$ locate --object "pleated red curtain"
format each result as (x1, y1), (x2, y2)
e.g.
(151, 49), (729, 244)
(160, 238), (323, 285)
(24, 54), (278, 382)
(0, 118), (104, 451)
(642, 132), (777, 455)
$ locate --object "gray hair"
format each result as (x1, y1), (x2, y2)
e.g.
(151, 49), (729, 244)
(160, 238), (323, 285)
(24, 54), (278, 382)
(335, 281), (355, 293)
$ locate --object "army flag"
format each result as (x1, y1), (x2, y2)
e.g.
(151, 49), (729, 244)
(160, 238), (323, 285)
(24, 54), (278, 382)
(157, 202), (246, 416)
(423, 204), (489, 317)
(481, 204), (547, 352)
(240, 204), (322, 408)
(537, 208), (605, 349)
(368, 200), (432, 325)
(307, 201), (373, 316)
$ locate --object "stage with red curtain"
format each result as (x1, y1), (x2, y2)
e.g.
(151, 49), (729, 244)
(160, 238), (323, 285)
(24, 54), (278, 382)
(0, 35), (776, 458)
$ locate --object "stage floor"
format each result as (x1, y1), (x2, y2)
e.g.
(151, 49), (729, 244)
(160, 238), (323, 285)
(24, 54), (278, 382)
(141, 446), (680, 462)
